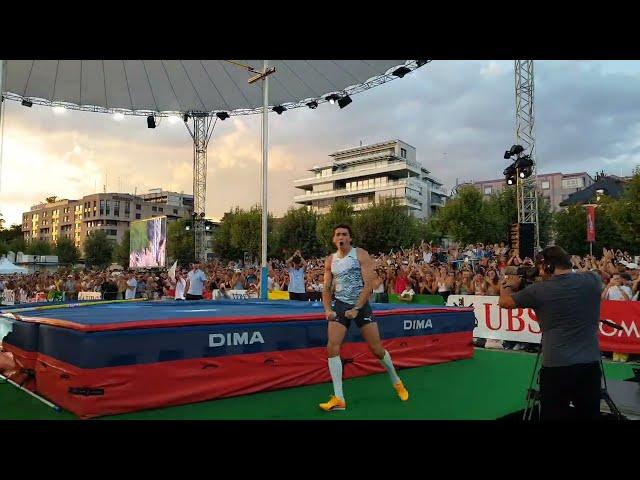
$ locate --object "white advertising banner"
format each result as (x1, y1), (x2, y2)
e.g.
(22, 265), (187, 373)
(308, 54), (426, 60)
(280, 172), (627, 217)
(447, 295), (541, 343)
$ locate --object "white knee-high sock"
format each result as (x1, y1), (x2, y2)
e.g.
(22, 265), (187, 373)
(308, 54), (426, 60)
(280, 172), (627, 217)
(328, 356), (344, 400)
(380, 350), (401, 385)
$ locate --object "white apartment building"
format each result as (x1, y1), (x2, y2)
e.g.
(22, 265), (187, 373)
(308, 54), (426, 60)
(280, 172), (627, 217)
(294, 140), (448, 219)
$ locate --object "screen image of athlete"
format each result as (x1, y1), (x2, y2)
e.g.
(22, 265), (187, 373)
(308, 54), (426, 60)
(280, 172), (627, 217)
(319, 224), (409, 412)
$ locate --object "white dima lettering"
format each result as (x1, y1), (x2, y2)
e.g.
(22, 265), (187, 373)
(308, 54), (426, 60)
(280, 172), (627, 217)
(209, 331), (265, 347)
(403, 319), (433, 330)
(233, 332), (249, 345)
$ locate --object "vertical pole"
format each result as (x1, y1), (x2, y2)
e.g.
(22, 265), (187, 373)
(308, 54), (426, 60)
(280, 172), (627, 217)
(260, 61), (269, 300)
(590, 242), (593, 258)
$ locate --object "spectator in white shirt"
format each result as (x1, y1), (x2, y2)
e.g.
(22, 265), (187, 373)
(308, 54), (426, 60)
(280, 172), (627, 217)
(125, 272), (137, 300)
(602, 274), (632, 301)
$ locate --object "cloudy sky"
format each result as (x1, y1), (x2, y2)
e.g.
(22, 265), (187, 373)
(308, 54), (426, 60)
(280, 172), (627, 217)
(1, 60), (639, 226)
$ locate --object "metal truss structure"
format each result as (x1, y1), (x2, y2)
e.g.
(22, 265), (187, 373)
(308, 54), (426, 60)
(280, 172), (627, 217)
(1, 61), (429, 119)
(184, 114), (217, 263)
(515, 60), (540, 250)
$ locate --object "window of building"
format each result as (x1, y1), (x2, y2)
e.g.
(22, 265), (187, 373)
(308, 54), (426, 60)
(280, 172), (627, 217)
(541, 181), (550, 190)
(93, 201), (96, 208)
(136, 204), (142, 210)
(125, 202), (131, 215)
(152, 206), (157, 212)
(114, 200), (120, 217)
(173, 209), (178, 215)
(561, 178), (584, 189)
(135, 213), (141, 219)
(159, 207), (163, 212)
(484, 186), (492, 195)
(100, 200), (105, 216)
(401, 148), (407, 158)
(107, 229), (118, 236)
(105, 200), (110, 215)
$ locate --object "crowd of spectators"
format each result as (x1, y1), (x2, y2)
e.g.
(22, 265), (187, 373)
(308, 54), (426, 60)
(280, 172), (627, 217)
(1, 243), (639, 304)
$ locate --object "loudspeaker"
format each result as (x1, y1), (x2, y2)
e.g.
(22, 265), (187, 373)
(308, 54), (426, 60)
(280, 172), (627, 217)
(519, 223), (535, 260)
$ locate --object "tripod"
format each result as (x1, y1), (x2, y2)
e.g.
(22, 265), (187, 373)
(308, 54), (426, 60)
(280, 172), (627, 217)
(523, 337), (625, 421)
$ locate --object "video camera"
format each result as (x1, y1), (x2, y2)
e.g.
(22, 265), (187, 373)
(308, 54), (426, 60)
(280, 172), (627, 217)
(504, 265), (540, 291)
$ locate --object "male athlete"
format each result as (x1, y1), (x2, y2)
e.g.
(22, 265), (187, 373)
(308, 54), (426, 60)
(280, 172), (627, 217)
(319, 224), (409, 411)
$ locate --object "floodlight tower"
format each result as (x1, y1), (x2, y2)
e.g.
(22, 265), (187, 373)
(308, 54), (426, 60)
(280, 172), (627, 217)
(515, 60), (540, 251)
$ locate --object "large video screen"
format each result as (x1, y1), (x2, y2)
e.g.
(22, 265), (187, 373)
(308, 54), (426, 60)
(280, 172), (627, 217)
(129, 216), (167, 268)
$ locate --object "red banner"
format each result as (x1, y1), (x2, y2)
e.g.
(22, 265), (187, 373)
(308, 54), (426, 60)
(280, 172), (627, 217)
(599, 301), (640, 353)
(586, 205), (596, 242)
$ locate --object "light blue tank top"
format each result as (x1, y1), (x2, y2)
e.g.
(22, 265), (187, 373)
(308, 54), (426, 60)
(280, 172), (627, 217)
(331, 247), (364, 305)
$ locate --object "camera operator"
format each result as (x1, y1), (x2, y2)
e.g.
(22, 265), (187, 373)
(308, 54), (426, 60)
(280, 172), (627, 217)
(499, 246), (604, 420)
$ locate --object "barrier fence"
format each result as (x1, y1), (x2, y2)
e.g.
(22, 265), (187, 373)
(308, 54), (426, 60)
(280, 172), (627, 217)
(447, 295), (640, 354)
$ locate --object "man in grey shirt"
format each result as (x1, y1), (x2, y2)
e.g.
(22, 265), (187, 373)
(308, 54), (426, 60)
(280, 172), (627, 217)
(499, 245), (603, 420)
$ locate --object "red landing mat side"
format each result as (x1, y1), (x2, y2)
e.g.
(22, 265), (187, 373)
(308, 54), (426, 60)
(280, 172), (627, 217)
(1, 343), (37, 391)
(35, 331), (472, 419)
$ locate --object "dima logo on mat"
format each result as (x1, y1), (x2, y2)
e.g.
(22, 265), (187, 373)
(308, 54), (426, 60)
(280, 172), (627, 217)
(403, 319), (433, 330)
(209, 332), (265, 347)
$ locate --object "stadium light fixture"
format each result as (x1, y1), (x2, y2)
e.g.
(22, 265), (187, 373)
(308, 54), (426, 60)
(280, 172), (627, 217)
(338, 95), (352, 109)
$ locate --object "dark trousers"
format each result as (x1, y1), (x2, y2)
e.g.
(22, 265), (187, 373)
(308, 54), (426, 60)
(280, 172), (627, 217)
(540, 362), (601, 420)
(186, 294), (203, 300)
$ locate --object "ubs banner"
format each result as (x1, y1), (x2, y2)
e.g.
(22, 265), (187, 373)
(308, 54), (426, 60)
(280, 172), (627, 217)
(448, 295), (640, 353)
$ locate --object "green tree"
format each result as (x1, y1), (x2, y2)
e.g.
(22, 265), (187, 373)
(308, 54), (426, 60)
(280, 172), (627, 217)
(26, 239), (52, 255)
(168, 220), (196, 266)
(316, 200), (355, 253)
(434, 186), (488, 245)
(610, 167), (640, 252)
(113, 229), (131, 268)
(353, 199), (423, 254)
(553, 200), (629, 256)
(54, 237), (80, 265)
(84, 230), (115, 269)
(483, 187), (518, 244)
(0, 241), (9, 256)
(275, 206), (322, 258)
(0, 224), (23, 244)
(213, 206), (275, 261)
(9, 237), (26, 254)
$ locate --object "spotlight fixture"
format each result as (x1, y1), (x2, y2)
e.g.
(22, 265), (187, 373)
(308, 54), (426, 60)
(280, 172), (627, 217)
(515, 154), (534, 178)
(272, 105), (287, 115)
(147, 115), (156, 129)
(21, 99), (33, 108)
(113, 112), (125, 121)
(504, 150), (513, 160)
(508, 144), (524, 157)
(306, 101), (318, 109)
(337, 95), (352, 109)
(183, 112), (190, 122)
(416, 60), (428, 67)
(205, 224), (211, 231)
(325, 94), (340, 105)
(52, 105), (65, 115)
(168, 115), (181, 124)
(216, 111), (230, 121)
(504, 164), (517, 186)
(392, 66), (412, 78)
(200, 212), (206, 218)
(185, 225), (191, 231)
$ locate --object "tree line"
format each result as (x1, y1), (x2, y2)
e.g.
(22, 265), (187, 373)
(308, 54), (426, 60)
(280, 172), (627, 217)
(1, 168), (638, 268)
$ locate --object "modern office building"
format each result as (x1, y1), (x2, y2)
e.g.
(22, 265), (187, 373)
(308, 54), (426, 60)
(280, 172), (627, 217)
(294, 140), (448, 219)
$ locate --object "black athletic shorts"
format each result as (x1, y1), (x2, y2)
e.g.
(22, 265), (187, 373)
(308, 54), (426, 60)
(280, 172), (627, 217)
(186, 294), (203, 300)
(333, 299), (376, 329)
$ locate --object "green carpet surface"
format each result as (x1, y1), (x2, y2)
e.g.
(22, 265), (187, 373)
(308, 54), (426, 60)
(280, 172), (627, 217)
(0, 349), (635, 420)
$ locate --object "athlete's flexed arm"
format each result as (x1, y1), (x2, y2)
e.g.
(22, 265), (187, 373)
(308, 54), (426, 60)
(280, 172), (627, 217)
(322, 254), (336, 321)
